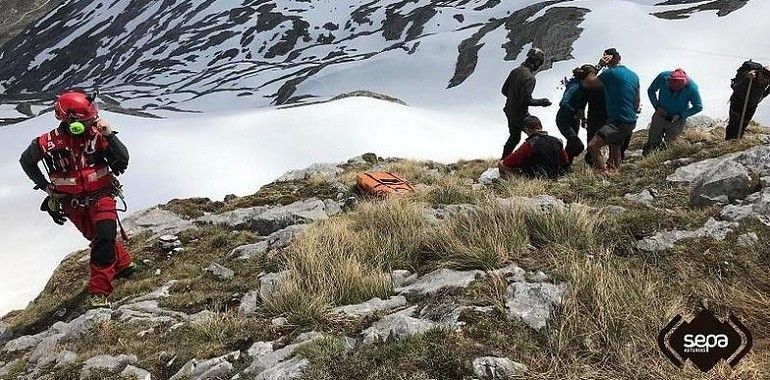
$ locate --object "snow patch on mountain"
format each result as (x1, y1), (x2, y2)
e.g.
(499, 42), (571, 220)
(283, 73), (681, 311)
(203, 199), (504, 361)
(0, 0), (760, 119)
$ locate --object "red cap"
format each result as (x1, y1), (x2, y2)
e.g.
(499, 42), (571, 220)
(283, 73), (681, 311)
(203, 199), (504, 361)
(668, 69), (689, 92)
(54, 91), (99, 121)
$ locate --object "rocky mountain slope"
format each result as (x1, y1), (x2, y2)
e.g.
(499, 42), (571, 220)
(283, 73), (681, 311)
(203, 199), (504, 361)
(0, 0), (755, 121)
(1, 116), (768, 379)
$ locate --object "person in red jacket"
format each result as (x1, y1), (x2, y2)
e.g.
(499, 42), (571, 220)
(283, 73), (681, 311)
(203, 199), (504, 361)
(19, 91), (134, 308)
(498, 116), (571, 179)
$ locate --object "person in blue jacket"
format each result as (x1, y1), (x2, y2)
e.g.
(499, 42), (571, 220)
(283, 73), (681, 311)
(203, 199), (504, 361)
(643, 68), (703, 155)
(556, 65), (595, 161)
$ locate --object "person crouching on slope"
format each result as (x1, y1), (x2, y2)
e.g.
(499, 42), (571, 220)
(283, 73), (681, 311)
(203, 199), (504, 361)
(498, 116), (571, 180)
(580, 48), (641, 173)
(556, 65), (596, 162)
(19, 91), (134, 309)
(643, 68), (703, 155)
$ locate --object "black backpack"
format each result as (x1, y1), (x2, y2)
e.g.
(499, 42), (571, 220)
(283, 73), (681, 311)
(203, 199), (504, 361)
(736, 60), (764, 79)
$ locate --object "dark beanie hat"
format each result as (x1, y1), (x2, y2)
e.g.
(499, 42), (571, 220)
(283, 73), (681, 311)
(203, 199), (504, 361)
(523, 115), (542, 129)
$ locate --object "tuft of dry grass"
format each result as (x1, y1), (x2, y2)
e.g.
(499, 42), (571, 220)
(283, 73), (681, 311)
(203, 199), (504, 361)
(415, 175), (479, 206)
(426, 201), (528, 270)
(496, 176), (552, 199)
(264, 197), (431, 324)
(522, 204), (606, 254)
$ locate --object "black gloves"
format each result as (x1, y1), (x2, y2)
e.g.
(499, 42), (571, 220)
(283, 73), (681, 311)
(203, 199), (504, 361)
(566, 136), (585, 158)
(533, 98), (552, 107)
(41, 196), (67, 225)
(108, 159), (128, 176)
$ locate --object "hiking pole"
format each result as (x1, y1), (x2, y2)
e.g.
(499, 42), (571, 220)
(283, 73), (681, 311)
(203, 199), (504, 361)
(738, 75), (754, 139)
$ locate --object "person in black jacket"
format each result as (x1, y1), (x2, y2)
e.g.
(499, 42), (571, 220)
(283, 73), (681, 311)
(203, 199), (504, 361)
(578, 66), (607, 166)
(501, 48), (552, 159)
(499, 116), (570, 180)
(726, 63), (770, 140)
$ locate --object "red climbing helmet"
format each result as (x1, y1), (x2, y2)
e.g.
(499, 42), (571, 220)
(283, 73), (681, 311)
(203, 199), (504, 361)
(54, 91), (99, 121)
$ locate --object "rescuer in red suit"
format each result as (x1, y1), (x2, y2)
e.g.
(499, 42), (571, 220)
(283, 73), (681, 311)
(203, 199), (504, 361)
(19, 91), (134, 308)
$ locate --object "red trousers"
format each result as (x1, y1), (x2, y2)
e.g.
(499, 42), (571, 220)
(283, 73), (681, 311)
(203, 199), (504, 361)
(62, 195), (132, 296)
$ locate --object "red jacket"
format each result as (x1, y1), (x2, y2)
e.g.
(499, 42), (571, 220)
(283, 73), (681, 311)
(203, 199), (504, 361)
(37, 126), (114, 196)
(503, 132), (570, 178)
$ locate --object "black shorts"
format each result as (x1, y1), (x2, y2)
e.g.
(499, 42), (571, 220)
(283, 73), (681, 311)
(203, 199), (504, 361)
(596, 121), (636, 146)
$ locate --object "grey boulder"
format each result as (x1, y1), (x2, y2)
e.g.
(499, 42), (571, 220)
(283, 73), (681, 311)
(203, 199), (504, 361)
(229, 241), (269, 260)
(239, 290), (260, 315)
(123, 207), (194, 237)
(624, 188), (658, 206)
(254, 357), (309, 380)
(720, 188), (770, 226)
(200, 198), (339, 235)
(362, 307), (436, 344)
(473, 357), (528, 379)
(170, 352), (239, 380)
(396, 268), (483, 295)
(80, 354), (138, 378)
(690, 161), (752, 205)
(205, 262), (234, 280)
(737, 232), (759, 247)
(333, 296), (407, 318)
(479, 168), (500, 185)
(505, 282), (569, 330)
(120, 365), (152, 380)
(276, 163), (342, 182)
(637, 218), (738, 252)
(259, 270), (291, 300)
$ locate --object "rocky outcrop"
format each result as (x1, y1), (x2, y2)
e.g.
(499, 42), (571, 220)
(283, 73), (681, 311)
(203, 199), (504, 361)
(169, 351), (240, 380)
(120, 365), (152, 380)
(505, 282), (569, 330)
(473, 356), (528, 379)
(668, 145), (770, 204)
(690, 162), (752, 205)
(81, 354), (138, 378)
(719, 187), (770, 226)
(205, 263), (235, 280)
(624, 188), (658, 206)
(200, 198), (341, 235)
(396, 268), (484, 295)
(362, 307), (438, 344)
(230, 224), (307, 260)
(2, 308), (112, 377)
(123, 207), (195, 237)
(637, 218), (738, 252)
(276, 163), (343, 182)
(242, 333), (326, 377)
(334, 296), (408, 318)
(479, 168), (501, 185)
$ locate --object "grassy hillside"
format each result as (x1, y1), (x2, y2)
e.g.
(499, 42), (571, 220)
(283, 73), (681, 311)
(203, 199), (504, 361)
(1, 122), (769, 380)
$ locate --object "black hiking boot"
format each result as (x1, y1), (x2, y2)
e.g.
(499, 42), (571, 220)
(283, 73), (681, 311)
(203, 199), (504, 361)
(115, 262), (138, 279)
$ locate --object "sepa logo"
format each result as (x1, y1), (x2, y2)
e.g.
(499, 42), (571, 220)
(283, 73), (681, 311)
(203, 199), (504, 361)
(658, 309), (752, 372)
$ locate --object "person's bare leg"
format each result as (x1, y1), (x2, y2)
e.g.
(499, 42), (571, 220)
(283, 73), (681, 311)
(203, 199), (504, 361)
(587, 136), (607, 172)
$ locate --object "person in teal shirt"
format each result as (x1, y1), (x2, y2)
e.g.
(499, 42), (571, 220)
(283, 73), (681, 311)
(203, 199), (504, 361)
(643, 68), (703, 155)
(580, 48), (641, 172)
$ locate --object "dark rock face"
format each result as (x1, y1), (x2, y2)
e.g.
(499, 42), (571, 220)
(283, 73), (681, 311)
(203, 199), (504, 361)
(0, 0), (593, 113)
(0, 0), (62, 44)
(0, 0), (752, 117)
(652, 0), (750, 19)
